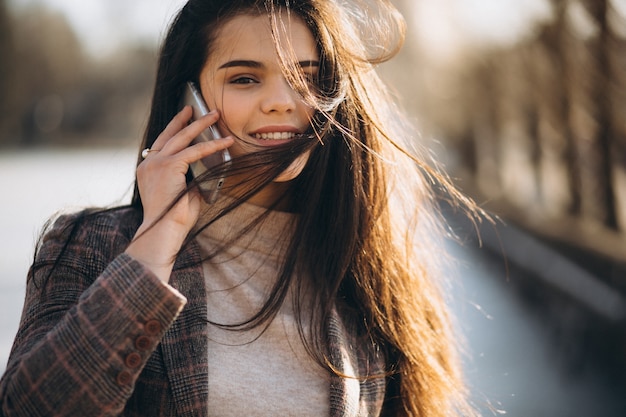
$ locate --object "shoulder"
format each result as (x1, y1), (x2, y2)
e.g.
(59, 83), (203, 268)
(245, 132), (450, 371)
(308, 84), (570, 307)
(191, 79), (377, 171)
(37, 206), (142, 267)
(46, 205), (140, 242)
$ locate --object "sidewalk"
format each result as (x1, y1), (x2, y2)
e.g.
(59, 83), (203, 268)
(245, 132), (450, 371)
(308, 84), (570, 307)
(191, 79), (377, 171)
(446, 206), (626, 415)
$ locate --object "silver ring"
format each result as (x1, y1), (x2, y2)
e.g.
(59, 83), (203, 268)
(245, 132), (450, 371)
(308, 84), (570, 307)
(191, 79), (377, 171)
(141, 148), (160, 159)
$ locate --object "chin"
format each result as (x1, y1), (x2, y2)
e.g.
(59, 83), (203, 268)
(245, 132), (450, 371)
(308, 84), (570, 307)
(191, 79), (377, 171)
(273, 152), (310, 183)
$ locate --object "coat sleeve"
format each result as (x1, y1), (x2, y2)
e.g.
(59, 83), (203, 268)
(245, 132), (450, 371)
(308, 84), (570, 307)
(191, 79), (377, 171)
(0, 211), (187, 417)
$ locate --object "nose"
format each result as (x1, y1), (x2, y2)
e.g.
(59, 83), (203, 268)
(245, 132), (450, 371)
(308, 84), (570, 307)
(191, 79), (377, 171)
(260, 77), (297, 114)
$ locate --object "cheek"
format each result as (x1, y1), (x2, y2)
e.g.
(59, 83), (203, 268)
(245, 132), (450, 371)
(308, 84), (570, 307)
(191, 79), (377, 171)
(225, 140), (249, 159)
(298, 105), (317, 130)
(219, 95), (253, 135)
(199, 76), (219, 110)
(302, 103), (316, 119)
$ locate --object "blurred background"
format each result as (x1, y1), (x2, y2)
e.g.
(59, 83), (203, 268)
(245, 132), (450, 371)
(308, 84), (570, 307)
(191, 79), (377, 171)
(1, 0), (625, 415)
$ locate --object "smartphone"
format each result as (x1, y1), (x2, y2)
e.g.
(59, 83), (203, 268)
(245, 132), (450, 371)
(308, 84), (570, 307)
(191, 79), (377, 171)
(181, 81), (231, 203)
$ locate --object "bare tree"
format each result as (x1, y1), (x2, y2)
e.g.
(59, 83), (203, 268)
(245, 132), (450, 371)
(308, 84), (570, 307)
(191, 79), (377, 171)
(582, 0), (618, 229)
(0, 0), (14, 140)
(4, 5), (88, 145)
(429, 0), (624, 247)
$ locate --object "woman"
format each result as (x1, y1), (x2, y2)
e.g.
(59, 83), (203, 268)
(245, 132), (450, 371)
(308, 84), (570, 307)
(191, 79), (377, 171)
(0, 0), (478, 415)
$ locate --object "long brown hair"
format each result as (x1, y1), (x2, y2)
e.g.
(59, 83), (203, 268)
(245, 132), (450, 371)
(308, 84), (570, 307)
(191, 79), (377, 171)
(135, 1), (479, 415)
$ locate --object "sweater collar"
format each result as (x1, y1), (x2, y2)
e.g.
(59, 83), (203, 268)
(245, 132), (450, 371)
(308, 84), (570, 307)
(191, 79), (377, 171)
(195, 195), (297, 260)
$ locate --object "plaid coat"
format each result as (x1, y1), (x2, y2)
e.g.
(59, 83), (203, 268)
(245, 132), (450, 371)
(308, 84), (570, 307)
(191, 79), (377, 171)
(0, 208), (388, 416)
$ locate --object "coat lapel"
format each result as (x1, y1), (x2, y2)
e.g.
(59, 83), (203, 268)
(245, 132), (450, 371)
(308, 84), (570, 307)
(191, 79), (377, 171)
(328, 307), (361, 417)
(328, 306), (388, 417)
(160, 241), (210, 417)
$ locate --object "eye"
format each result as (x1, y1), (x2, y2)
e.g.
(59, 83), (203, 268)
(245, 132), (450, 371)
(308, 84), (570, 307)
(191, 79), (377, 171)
(230, 76), (258, 85)
(302, 71), (317, 85)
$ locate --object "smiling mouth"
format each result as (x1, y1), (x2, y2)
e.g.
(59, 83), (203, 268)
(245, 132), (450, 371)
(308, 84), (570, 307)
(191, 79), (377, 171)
(253, 132), (296, 140)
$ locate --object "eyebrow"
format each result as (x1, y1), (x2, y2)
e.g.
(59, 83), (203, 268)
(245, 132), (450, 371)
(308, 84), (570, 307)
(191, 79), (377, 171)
(218, 59), (320, 70)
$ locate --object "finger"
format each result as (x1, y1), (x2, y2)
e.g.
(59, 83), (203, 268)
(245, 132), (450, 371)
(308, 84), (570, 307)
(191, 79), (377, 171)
(150, 106), (193, 152)
(137, 135), (233, 187)
(161, 111), (222, 155)
(176, 136), (234, 166)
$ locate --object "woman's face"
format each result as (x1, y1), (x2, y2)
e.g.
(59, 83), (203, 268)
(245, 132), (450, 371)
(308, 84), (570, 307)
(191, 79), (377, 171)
(198, 11), (319, 200)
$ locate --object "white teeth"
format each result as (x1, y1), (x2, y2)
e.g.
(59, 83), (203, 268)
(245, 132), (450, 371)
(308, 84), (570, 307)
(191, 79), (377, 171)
(254, 132), (296, 140)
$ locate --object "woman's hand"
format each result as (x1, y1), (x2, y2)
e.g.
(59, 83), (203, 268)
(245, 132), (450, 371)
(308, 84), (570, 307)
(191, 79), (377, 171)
(125, 106), (233, 282)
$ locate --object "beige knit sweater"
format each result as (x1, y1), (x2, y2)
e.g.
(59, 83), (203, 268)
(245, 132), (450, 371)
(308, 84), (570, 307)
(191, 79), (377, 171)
(195, 200), (330, 416)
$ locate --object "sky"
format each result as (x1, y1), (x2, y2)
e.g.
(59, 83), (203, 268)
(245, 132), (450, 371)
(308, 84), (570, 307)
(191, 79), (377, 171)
(411, 0), (552, 61)
(8, 0), (556, 59)
(9, 0), (188, 56)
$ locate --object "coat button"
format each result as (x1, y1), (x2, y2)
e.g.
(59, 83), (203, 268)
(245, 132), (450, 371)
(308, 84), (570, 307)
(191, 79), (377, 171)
(125, 352), (142, 369)
(135, 335), (152, 351)
(144, 319), (162, 336)
(116, 370), (132, 386)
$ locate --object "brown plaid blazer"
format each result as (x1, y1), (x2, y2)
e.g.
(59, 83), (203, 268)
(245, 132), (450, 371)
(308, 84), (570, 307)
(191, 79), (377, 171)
(0, 208), (388, 416)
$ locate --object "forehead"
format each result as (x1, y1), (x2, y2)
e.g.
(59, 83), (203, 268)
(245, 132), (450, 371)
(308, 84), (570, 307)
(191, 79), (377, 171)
(211, 12), (318, 62)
